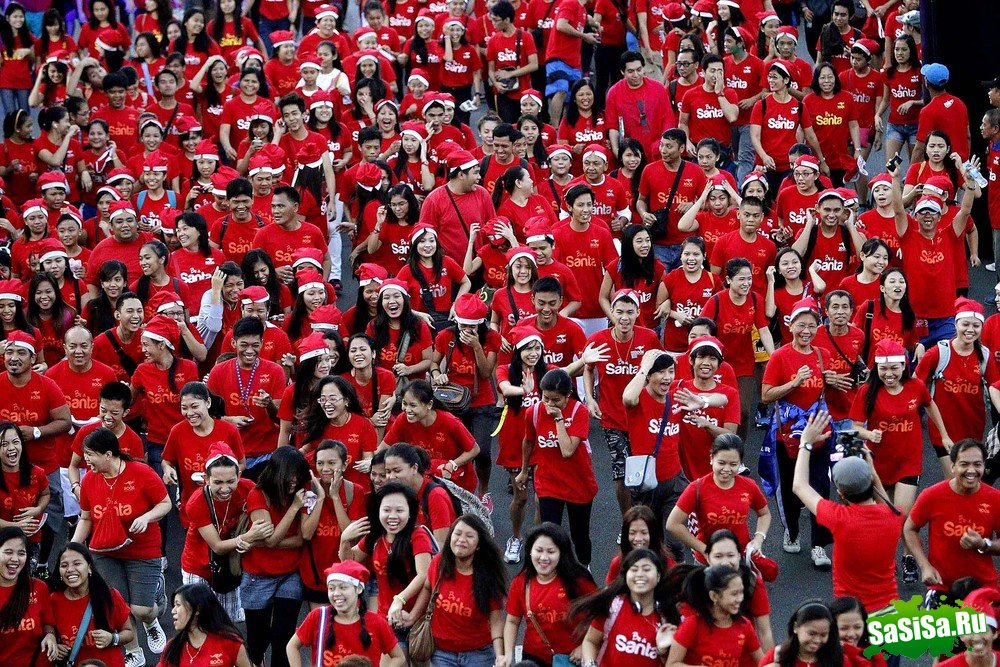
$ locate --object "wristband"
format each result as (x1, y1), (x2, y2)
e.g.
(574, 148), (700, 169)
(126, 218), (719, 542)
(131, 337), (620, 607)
(71, 482), (80, 489)
(754, 531), (766, 540)
(553, 416), (564, 423)
(393, 594), (407, 605)
(113, 631), (120, 646)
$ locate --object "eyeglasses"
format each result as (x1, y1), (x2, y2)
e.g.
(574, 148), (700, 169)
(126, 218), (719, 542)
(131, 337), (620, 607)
(317, 395), (345, 404)
(677, 61), (695, 68)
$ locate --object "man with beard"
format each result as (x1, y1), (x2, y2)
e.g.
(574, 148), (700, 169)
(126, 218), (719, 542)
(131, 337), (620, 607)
(0, 330), (71, 572)
(207, 316), (287, 469)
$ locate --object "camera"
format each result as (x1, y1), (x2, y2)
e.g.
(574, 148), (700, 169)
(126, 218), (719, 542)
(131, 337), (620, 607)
(831, 430), (866, 462)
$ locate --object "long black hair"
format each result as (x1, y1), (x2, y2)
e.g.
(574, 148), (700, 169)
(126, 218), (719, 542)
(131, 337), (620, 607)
(38, 8), (67, 57)
(351, 78), (388, 121)
(162, 584), (244, 667)
(569, 548), (691, 633)
(505, 339), (547, 415)
(86, 261), (128, 335)
(0, 422), (30, 492)
(0, 527), (30, 631)
(301, 376), (367, 445)
(200, 56), (229, 109)
(887, 34), (919, 78)
(830, 596), (875, 651)
(291, 353), (330, 421)
(492, 165), (529, 211)
(614, 138), (647, 205)
(436, 515), (508, 614)
(777, 601), (843, 667)
(405, 226), (443, 283)
(0, 3), (33, 58)
(323, 573), (374, 651)
(704, 529), (758, 620)
(563, 78), (596, 126)
(241, 249), (283, 321)
(371, 290), (423, 353)
(519, 522), (594, 601)
(134, 240), (170, 304)
(141, 0), (173, 45)
(173, 8), (210, 54)
(26, 271), (73, 339)
(682, 563), (743, 626)
(923, 130), (963, 193)
(617, 504), (666, 565)
(619, 224), (656, 287)
(211, 0), (245, 41)
(255, 446), (311, 508)
(876, 267), (915, 334)
(88, 0), (121, 30)
(286, 284), (327, 343)
(384, 183), (420, 224)
(362, 482), (421, 587)
(517, 114), (548, 171)
(51, 543), (118, 632)
(862, 348), (913, 417)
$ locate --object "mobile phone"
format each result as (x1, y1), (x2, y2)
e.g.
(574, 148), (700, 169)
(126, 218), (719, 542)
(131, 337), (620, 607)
(886, 153), (901, 172)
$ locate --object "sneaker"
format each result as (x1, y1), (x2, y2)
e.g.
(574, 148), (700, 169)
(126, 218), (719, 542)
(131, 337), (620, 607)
(144, 618), (167, 654)
(481, 492), (494, 516)
(811, 546), (832, 569)
(504, 537), (523, 563)
(160, 556), (168, 573)
(125, 648), (145, 667)
(902, 555), (919, 583)
(755, 404), (772, 429)
(988, 263), (996, 272)
(782, 530), (800, 554)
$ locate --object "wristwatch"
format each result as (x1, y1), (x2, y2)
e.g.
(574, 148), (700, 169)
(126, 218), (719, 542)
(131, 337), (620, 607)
(979, 538), (993, 554)
(800, 441), (814, 452)
(32, 427), (40, 441)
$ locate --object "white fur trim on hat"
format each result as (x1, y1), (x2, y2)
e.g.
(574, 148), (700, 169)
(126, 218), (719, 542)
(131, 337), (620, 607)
(5, 339), (33, 355)
(874, 355), (907, 364)
(141, 330), (175, 350)
(299, 347), (328, 362)
(297, 281), (326, 294)
(956, 311), (985, 323)
(327, 572), (362, 588)
(39, 249), (68, 264)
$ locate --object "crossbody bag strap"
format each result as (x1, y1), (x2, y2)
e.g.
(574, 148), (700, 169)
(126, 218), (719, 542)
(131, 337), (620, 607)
(823, 323), (855, 367)
(861, 300), (875, 362)
(661, 165), (685, 215)
(411, 263), (440, 317)
(651, 391), (673, 459)
(444, 187), (470, 236)
(67, 602), (93, 664)
(525, 580), (558, 655)
(506, 287), (520, 324)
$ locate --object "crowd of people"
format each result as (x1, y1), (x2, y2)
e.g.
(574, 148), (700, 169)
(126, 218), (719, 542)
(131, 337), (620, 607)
(0, 0), (998, 666)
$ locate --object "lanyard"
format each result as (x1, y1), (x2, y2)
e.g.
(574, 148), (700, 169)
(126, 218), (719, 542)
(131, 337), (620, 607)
(235, 359), (259, 411)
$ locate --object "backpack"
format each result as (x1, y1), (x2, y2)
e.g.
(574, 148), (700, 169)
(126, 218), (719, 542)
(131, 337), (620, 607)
(217, 212), (265, 247)
(420, 476), (494, 537)
(928, 339), (991, 399)
(136, 189), (178, 211)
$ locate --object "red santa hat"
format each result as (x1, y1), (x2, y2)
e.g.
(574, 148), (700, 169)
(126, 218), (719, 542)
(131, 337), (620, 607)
(663, 3), (686, 22)
(211, 166), (240, 196)
(769, 58), (794, 78)
(149, 290), (186, 315)
(446, 150), (479, 173)
(817, 188), (847, 204)
(914, 197), (942, 214)
(299, 54), (322, 72)
(96, 185), (122, 202)
(923, 175), (952, 200)
(174, 115), (201, 135)
(106, 168), (135, 185)
(776, 27), (798, 43)
(401, 121), (428, 142)
(292, 248), (325, 271)
(357, 263), (388, 287)
(582, 144), (608, 164)
(39, 171), (69, 192)
(270, 30), (296, 48)
(325, 560), (370, 588)
(378, 278), (409, 298)
(962, 588), (1000, 629)
(356, 162), (383, 191)
(5, 330), (35, 355)
(0, 280), (21, 303)
(789, 296), (820, 322)
(873, 339), (907, 365)
(510, 325), (542, 350)
(22, 198), (47, 219)
(296, 269), (327, 295)
(506, 245), (537, 267)
(108, 200), (137, 221)
(757, 10), (780, 25)
(316, 4), (339, 19)
(96, 28), (127, 51)
(37, 238), (67, 264)
(204, 441), (240, 469)
(524, 217), (553, 244)
(309, 90), (335, 111)
(142, 314), (180, 351)
(309, 304), (342, 333)
(408, 68), (430, 88)
(297, 332), (331, 362)
(794, 155), (820, 173)
(546, 144), (572, 161)
(611, 289), (642, 309)
(410, 223), (438, 245)
(453, 293), (489, 325)
(688, 335), (725, 359)
(520, 89), (543, 107)
(955, 297), (985, 323)
(194, 139), (220, 161)
(239, 286), (270, 306)
(852, 38), (880, 57)
(142, 151), (170, 173)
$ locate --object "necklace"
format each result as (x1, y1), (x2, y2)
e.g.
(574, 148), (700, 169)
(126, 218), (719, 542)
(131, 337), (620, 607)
(611, 329), (635, 364)
(102, 460), (125, 491)
(235, 358), (259, 411)
(185, 634), (206, 662)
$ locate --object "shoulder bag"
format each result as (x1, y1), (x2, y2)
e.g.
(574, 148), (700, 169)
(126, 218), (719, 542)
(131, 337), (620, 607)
(433, 336), (475, 413)
(649, 165), (685, 241)
(391, 330), (413, 414)
(525, 580), (573, 667)
(203, 486), (246, 594)
(407, 575), (442, 662)
(624, 393), (672, 492)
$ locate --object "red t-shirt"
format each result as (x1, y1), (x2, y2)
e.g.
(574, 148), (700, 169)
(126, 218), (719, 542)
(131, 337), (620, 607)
(586, 326), (661, 431)
(677, 473), (767, 554)
(440, 44), (482, 88)
(72, 422), (144, 460)
(851, 300), (922, 366)
(885, 67), (922, 126)
(244, 487), (301, 575)
(524, 400), (597, 503)
(35, 135), (84, 202)
(804, 92), (859, 171)
(917, 93), (969, 159)
(252, 221), (328, 269)
(545, 0), (586, 68)
(837, 276), (882, 313)
(763, 344), (832, 409)
(131, 358), (200, 444)
(638, 160), (708, 246)
(700, 291), (769, 377)
(590, 597), (667, 666)
(567, 175), (631, 230)
(2, 139), (39, 207)
(295, 609), (398, 665)
(396, 257), (467, 314)
(915, 341), (999, 445)
(679, 85), (739, 146)
(427, 553), (500, 652)
(536, 260), (583, 305)
(816, 499), (904, 611)
(433, 328), (500, 408)
(552, 222), (619, 318)
(626, 388), (681, 481)
(302, 415), (377, 488)
(671, 379), (741, 480)
(366, 321), (435, 375)
(849, 379), (928, 484)
(709, 232), (777, 298)
(988, 141), (1000, 231)
(604, 260), (665, 330)
(370, 527), (434, 615)
(384, 410), (478, 493)
(898, 224), (963, 319)
(724, 54), (766, 126)
(0, 372), (68, 474)
(0, 578), (54, 663)
(674, 614), (761, 667)
(0, 465), (47, 543)
(749, 95), (814, 172)
(341, 368), (396, 418)
(774, 186), (820, 233)
(79, 460), (168, 560)
(908, 480), (1000, 591)
(506, 573), (597, 656)
(299, 483), (367, 591)
(206, 358), (287, 457)
(661, 268), (718, 352)
(163, 418), (244, 525)
(181, 477), (254, 580)
(167, 247), (227, 313)
(155, 633), (244, 667)
(51, 588), (131, 667)
(812, 325), (865, 420)
(839, 67), (884, 131)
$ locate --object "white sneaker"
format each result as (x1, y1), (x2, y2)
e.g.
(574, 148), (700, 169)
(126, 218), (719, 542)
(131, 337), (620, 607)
(987, 263), (996, 272)
(504, 537), (523, 563)
(782, 530), (800, 554)
(125, 648), (145, 667)
(811, 546), (832, 569)
(144, 618), (167, 653)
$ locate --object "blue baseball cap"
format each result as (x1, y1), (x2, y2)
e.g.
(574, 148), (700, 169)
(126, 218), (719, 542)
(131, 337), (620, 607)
(921, 63), (949, 87)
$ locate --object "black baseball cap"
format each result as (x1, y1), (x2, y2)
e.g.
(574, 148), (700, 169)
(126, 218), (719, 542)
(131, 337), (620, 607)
(984, 77), (1000, 90)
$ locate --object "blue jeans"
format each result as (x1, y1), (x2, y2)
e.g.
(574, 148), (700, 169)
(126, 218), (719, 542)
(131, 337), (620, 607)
(0, 88), (29, 132)
(259, 17), (291, 56)
(732, 124), (754, 184)
(653, 243), (682, 271)
(432, 645), (496, 667)
(920, 317), (956, 348)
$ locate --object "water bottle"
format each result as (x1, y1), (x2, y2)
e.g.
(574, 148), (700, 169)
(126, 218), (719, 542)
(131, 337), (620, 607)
(964, 160), (989, 189)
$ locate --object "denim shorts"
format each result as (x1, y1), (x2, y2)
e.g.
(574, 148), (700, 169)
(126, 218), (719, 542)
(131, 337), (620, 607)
(432, 645), (496, 667)
(94, 555), (162, 608)
(545, 60), (581, 96)
(885, 122), (918, 145)
(240, 571), (303, 610)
